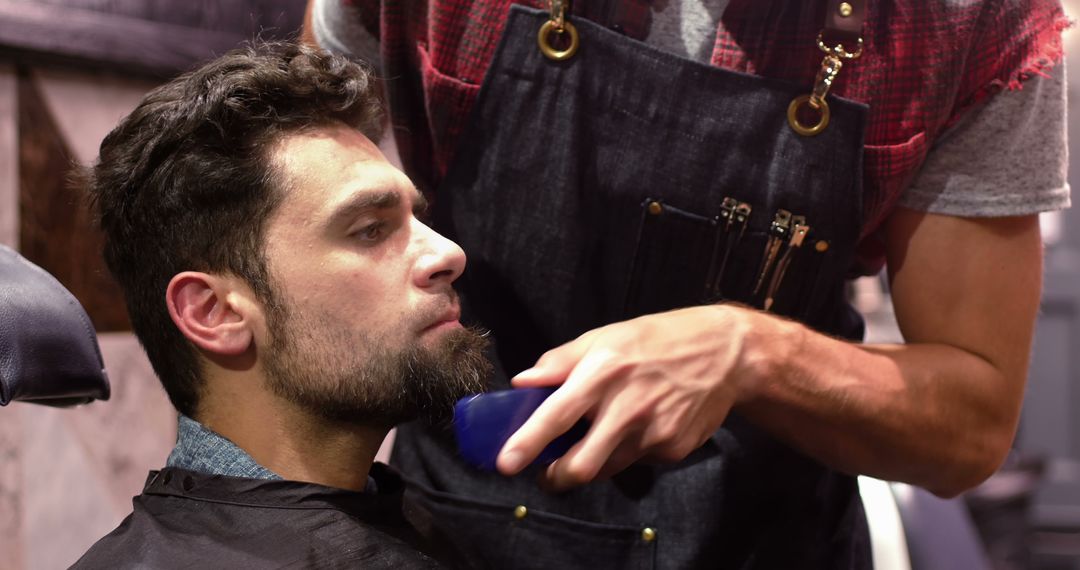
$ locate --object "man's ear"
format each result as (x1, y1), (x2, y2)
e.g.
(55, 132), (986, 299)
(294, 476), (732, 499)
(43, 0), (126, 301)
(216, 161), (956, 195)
(166, 272), (257, 356)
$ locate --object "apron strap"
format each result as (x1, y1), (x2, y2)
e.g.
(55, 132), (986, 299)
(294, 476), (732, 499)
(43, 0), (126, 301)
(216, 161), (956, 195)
(824, 0), (866, 43)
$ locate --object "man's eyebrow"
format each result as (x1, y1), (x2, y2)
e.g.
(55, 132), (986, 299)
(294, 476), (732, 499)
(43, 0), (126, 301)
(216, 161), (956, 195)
(327, 189), (401, 227)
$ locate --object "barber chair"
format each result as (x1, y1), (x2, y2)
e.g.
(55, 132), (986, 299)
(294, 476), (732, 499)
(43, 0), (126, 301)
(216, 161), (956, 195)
(0, 244), (110, 407)
(860, 477), (994, 570)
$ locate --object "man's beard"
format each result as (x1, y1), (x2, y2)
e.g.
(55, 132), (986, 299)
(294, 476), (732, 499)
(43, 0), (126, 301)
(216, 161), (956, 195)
(261, 296), (492, 428)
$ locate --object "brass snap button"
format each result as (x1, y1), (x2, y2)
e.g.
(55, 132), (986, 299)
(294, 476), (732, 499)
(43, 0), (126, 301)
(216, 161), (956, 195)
(641, 527), (657, 543)
(647, 201), (664, 215)
(514, 505), (528, 520)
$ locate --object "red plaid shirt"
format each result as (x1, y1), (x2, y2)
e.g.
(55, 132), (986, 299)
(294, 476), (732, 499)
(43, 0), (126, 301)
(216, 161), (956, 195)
(347, 0), (1067, 273)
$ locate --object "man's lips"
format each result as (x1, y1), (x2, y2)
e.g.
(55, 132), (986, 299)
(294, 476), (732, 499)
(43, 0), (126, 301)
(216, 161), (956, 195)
(421, 306), (462, 333)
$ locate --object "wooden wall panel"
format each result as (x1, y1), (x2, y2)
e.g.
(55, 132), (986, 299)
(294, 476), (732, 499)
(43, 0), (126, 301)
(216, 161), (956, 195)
(17, 67), (129, 331)
(0, 62), (15, 248)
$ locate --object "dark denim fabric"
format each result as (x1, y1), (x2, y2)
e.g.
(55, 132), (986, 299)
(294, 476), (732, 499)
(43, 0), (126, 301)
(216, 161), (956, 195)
(166, 415), (281, 480)
(394, 6), (871, 569)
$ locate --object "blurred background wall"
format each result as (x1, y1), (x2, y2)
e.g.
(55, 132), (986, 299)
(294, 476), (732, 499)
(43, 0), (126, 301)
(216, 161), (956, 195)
(0, 2), (304, 568)
(1011, 1), (1080, 566)
(0, 1), (1079, 569)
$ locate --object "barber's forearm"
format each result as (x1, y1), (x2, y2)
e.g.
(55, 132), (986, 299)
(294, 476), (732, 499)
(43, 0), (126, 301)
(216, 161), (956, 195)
(737, 319), (1024, 498)
(301, 0), (320, 47)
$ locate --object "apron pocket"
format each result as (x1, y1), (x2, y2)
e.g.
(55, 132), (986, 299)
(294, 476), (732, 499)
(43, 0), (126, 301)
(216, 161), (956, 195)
(409, 486), (657, 570)
(621, 198), (838, 321)
(622, 198), (718, 319)
(774, 237), (833, 319)
(712, 227), (835, 320)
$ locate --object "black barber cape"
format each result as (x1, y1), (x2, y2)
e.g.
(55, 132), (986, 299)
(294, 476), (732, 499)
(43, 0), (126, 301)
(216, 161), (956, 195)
(71, 463), (449, 569)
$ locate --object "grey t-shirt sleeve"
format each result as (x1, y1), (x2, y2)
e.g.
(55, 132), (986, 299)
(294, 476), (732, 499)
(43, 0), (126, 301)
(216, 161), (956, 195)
(310, 0), (383, 71)
(899, 63), (1070, 217)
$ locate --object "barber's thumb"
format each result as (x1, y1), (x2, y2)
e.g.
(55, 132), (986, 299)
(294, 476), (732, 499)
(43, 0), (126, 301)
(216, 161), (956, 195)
(511, 363), (563, 386)
(512, 349), (577, 386)
(513, 332), (595, 386)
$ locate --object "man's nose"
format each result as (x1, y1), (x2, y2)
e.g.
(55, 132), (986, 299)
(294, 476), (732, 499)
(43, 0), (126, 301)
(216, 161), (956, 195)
(413, 219), (466, 287)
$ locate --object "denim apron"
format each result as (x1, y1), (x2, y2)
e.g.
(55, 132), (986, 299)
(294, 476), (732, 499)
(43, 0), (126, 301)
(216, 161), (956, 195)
(393, 6), (871, 568)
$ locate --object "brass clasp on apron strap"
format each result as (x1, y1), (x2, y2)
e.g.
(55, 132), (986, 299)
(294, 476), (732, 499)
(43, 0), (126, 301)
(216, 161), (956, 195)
(788, 33), (863, 136)
(538, 0), (579, 61)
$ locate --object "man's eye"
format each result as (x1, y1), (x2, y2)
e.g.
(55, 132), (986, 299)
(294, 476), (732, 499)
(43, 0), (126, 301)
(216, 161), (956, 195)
(354, 222), (386, 243)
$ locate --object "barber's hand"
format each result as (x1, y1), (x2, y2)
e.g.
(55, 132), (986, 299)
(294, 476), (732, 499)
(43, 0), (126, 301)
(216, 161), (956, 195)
(496, 304), (779, 491)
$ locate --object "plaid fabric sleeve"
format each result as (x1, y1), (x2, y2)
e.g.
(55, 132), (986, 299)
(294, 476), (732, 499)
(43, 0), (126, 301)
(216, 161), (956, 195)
(853, 0), (1069, 272)
(948, 0), (1069, 129)
(900, 65), (1070, 217)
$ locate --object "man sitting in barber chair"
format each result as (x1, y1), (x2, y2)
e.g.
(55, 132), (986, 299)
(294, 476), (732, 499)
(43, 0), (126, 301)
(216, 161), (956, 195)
(71, 41), (489, 568)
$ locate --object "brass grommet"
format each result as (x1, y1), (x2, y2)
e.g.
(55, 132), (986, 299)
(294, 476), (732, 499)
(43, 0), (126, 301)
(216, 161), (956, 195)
(514, 505), (528, 520)
(641, 527), (657, 543)
(838, 2), (854, 17)
(538, 20), (580, 61)
(788, 94), (830, 137)
(815, 240), (830, 253)
(647, 201), (663, 215)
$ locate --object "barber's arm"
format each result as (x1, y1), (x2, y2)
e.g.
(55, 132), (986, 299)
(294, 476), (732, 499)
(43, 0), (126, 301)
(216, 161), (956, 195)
(500, 208), (1042, 498)
(300, 0), (382, 67)
(301, 0), (319, 46)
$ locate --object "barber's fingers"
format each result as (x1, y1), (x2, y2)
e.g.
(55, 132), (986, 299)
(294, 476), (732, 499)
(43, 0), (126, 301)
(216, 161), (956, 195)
(532, 352), (645, 491)
(512, 329), (602, 387)
(595, 438), (647, 482)
(543, 424), (645, 492)
(546, 424), (715, 492)
(497, 347), (614, 475)
(540, 394), (720, 490)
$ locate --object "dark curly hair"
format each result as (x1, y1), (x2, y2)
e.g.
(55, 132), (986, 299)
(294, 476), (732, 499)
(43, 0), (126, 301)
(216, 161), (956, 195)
(84, 41), (384, 417)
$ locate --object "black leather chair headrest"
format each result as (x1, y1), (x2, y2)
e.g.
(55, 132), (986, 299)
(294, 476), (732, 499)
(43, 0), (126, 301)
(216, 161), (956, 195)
(0, 245), (110, 406)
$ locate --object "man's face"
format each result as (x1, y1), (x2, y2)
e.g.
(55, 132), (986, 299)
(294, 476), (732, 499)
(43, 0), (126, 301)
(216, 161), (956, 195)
(255, 124), (490, 426)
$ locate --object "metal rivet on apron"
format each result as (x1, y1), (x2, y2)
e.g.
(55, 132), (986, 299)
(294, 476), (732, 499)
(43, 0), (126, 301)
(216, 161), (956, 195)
(641, 527), (657, 543)
(647, 201), (664, 215)
(514, 505), (528, 520)
(838, 2), (854, 17)
(815, 240), (830, 252)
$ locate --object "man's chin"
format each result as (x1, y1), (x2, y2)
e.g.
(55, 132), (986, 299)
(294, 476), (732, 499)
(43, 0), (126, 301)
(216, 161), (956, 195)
(410, 326), (493, 427)
(264, 323), (492, 430)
